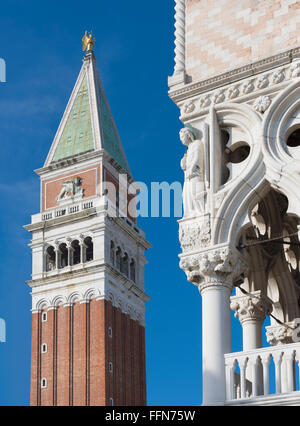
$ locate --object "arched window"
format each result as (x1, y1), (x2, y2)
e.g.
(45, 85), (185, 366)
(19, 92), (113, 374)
(41, 378), (47, 389)
(110, 241), (115, 266)
(121, 253), (129, 277)
(220, 128), (251, 184)
(72, 240), (81, 265)
(130, 259), (136, 282)
(46, 246), (56, 272)
(58, 243), (68, 269)
(41, 343), (47, 354)
(286, 128), (300, 147)
(84, 237), (93, 262)
(116, 247), (122, 271)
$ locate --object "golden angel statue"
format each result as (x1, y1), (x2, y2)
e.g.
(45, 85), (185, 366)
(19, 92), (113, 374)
(82, 31), (95, 52)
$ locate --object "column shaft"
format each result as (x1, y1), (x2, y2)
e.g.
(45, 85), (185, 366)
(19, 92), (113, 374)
(201, 285), (231, 405)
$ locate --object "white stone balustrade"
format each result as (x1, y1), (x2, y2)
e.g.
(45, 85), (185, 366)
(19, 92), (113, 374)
(31, 196), (143, 237)
(225, 342), (300, 403)
(31, 198), (101, 224)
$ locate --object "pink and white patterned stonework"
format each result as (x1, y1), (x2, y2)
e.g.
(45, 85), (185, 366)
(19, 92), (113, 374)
(186, 0), (300, 82)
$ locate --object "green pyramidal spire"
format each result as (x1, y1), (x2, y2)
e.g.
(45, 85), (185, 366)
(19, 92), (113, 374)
(96, 75), (129, 173)
(45, 51), (130, 175)
(52, 75), (94, 162)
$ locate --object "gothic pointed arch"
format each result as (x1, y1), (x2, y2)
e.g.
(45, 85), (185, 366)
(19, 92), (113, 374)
(209, 102), (264, 245)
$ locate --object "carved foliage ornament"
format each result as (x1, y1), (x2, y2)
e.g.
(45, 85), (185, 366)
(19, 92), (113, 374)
(179, 247), (248, 291)
(230, 292), (273, 324)
(265, 322), (297, 346)
(253, 95), (271, 113)
(180, 61), (300, 117)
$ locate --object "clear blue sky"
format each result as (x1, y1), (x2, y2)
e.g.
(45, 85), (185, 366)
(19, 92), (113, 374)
(0, 0), (266, 406)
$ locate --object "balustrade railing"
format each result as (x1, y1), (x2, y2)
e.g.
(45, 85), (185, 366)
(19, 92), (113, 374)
(225, 343), (300, 402)
(34, 199), (97, 222)
(31, 196), (142, 236)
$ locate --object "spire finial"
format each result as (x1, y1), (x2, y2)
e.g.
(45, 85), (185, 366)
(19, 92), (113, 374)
(82, 31), (96, 53)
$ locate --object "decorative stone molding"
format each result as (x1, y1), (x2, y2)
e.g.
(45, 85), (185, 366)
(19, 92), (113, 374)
(177, 59), (300, 119)
(266, 321), (297, 346)
(199, 95), (211, 108)
(173, 0), (185, 74)
(213, 90), (226, 104)
(227, 86), (239, 99)
(182, 100), (195, 114)
(253, 95), (271, 113)
(169, 47), (300, 101)
(272, 70), (285, 84)
(33, 289), (146, 326)
(179, 246), (248, 291)
(230, 291), (272, 325)
(242, 80), (255, 94)
(290, 62), (300, 78)
(179, 216), (211, 252)
(257, 75), (269, 89)
(168, 0), (186, 87)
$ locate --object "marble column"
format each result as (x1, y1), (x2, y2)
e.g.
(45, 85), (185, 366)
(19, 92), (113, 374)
(231, 291), (272, 397)
(180, 246), (247, 405)
(231, 290), (272, 351)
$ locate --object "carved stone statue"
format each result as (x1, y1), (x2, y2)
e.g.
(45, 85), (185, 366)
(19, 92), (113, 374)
(57, 177), (84, 202)
(180, 127), (207, 216)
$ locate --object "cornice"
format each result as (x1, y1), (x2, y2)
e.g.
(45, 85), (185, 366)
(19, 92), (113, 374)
(35, 150), (103, 176)
(169, 47), (300, 103)
(26, 262), (105, 288)
(24, 207), (98, 232)
(108, 216), (151, 250)
(35, 148), (134, 183)
(27, 262), (150, 303)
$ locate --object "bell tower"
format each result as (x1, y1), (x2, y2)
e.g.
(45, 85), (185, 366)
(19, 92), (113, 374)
(25, 36), (150, 406)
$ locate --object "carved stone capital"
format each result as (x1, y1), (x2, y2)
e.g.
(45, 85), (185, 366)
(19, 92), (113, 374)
(266, 321), (297, 346)
(179, 246), (248, 292)
(230, 291), (272, 325)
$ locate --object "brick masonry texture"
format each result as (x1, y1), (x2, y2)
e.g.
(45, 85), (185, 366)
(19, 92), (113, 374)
(30, 299), (146, 406)
(104, 166), (137, 223)
(42, 165), (100, 211)
(186, 0), (300, 82)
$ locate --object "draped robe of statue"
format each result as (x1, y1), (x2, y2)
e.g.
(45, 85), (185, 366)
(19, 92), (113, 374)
(180, 128), (206, 217)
